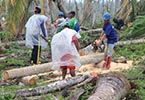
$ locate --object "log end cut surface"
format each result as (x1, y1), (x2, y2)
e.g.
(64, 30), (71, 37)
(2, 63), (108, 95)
(3, 71), (9, 80)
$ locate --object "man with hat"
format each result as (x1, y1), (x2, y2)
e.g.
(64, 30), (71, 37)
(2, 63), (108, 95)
(54, 11), (66, 33)
(25, 6), (49, 65)
(94, 12), (117, 69)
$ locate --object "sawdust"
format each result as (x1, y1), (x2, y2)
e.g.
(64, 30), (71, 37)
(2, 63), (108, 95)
(78, 61), (133, 74)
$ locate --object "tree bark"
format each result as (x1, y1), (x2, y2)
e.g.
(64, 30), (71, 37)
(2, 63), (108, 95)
(87, 72), (131, 100)
(3, 53), (104, 80)
(55, 0), (66, 14)
(15, 74), (91, 97)
(40, 0), (51, 23)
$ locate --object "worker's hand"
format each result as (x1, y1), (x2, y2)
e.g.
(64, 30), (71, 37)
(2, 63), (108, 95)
(93, 41), (97, 45)
(94, 40), (101, 46)
(44, 37), (49, 42)
(53, 23), (58, 27)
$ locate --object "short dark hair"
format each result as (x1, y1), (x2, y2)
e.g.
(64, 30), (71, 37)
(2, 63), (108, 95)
(69, 11), (76, 15)
(34, 6), (41, 14)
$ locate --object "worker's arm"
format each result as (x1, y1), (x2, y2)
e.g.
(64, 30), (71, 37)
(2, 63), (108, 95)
(94, 31), (106, 46)
(100, 31), (106, 42)
(100, 31), (104, 38)
(40, 21), (48, 42)
(72, 35), (79, 50)
(98, 32), (106, 46)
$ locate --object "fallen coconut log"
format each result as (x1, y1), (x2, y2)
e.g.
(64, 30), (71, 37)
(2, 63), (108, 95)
(0, 79), (18, 86)
(81, 39), (145, 55)
(3, 62), (53, 80)
(116, 38), (145, 46)
(20, 75), (38, 85)
(80, 26), (90, 30)
(14, 74), (91, 97)
(87, 72), (131, 100)
(3, 53), (104, 80)
(83, 28), (102, 34)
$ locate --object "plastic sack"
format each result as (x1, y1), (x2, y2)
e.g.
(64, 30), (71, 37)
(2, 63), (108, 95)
(51, 28), (81, 70)
(25, 14), (48, 49)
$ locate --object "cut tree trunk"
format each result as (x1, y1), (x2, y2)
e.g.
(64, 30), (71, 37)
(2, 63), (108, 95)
(15, 74), (91, 97)
(3, 53), (104, 80)
(87, 72), (131, 100)
(20, 75), (38, 85)
(3, 62), (53, 80)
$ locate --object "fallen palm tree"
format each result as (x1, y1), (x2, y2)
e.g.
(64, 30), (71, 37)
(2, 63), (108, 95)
(3, 53), (104, 80)
(15, 74), (92, 97)
(81, 38), (145, 55)
(82, 28), (102, 34)
(88, 72), (131, 100)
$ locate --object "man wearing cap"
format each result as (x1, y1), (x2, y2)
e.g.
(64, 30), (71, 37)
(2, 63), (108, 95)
(51, 22), (81, 79)
(54, 12), (66, 33)
(94, 12), (117, 69)
(25, 6), (49, 65)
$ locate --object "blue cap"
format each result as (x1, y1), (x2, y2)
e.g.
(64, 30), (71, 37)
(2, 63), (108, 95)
(58, 12), (64, 16)
(102, 12), (111, 20)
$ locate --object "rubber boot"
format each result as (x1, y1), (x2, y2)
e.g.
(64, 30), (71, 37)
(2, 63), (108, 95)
(103, 56), (107, 68)
(106, 56), (112, 69)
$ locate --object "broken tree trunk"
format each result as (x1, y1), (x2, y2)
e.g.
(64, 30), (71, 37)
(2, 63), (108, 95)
(87, 72), (131, 100)
(3, 53), (104, 80)
(15, 74), (91, 97)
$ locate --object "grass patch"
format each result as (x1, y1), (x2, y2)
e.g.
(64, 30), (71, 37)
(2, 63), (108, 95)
(114, 43), (145, 60)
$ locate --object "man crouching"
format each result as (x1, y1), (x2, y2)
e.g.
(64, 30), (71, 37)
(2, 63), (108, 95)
(51, 22), (81, 79)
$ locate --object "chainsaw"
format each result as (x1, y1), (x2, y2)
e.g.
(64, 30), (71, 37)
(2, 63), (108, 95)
(92, 41), (105, 52)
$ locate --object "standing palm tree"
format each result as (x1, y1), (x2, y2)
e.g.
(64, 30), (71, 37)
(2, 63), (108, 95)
(0, 0), (33, 40)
